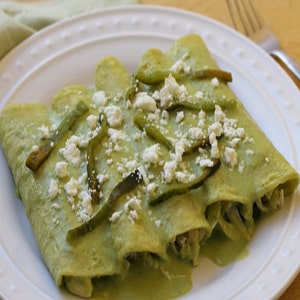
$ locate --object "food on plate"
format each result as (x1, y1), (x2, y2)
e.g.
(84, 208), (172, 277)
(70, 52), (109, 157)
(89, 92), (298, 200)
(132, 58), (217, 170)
(0, 34), (298, 299)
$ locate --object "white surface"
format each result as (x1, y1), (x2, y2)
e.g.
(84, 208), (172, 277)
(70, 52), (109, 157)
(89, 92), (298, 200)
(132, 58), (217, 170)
(0, 5), (300, 300)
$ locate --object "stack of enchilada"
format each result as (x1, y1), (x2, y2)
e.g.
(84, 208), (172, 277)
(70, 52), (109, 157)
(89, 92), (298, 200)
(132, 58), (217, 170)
(0, 34), (298, 299)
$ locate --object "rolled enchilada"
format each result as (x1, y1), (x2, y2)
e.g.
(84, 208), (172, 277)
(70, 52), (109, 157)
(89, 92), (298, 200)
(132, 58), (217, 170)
(0, 34), (298, 299)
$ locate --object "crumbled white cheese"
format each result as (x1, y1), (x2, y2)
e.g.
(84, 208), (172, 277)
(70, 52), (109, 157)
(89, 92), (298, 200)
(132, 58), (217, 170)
(195, 90), (204, 100)
(78, 172), (88, 184)
(159, 74), (180, 107)
(175, 171), (195, 184)
(210, 140), (219, 159)
(64, 177), (79, 197)
(228, 137), (241, 148)
(175, 111), (185, 123)
(188, 127), (204, 140)
(211, 77), (219, 87)
(142, 144), (161, 166)
(198, 158), (214, 168)
(223, 118), (238, 139)
(214, 105), (226, 122)
(152, 90), (160, 100)
(198, 109), (206, 120)
(109, 210), (122, 223)
(125, 160), (138, 173)
(38, 125), (50, 139)
(77, 191), (93, 222)
(124, 196), (142, 212)
(246, 149), (254, 156)
(55, 161), (69, 178)
(224, 147), (238, 168)
(108, 128), (126, 144)
(137, 165), (149, 185)
(104, 105), (123, 128)
(60, 140), (81, 168)
(117, 166), (125, 175)
(208, 121), (223, 137)
(161, 110), (169, 120)
(154, 219), (162, 228)
(92, 90), (107, 107)
(163, 160), (177, 183)
(178, 85), (189, 102)
(48, 178), (59, 199)
(134, 92), (157, 112)
(51, 203), (60, 210)
(169, 58), (191, 74)
(31, 145), (39, 152)
(128, 210), (139, 224)
(147, 182), (157, 196)
(86, 114), (98, 130)
(97, 173), (109, 184)
(173, 139), (187, 163)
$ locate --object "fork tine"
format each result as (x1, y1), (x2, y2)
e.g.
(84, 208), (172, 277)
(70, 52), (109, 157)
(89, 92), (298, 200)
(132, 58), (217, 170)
(245, 0), (264, 32)
(226, 0), (264, 37)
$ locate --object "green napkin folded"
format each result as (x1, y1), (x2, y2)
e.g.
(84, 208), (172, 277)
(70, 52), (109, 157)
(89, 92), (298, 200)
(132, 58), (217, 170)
(0, 0), (138, 60)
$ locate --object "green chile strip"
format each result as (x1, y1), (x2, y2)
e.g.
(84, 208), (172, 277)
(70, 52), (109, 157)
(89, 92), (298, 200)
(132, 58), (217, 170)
(67, 169), (143, 241)
(149, 159), (221, 206)
(87, 113), (107, 205)
(192, 69), (232, 82)
(134, 114), (174, 151)
(162, 100), (203, 112)
(184, 134), (223, 156)
(183, 138), (210, 155)
(26, 101), (89, 171)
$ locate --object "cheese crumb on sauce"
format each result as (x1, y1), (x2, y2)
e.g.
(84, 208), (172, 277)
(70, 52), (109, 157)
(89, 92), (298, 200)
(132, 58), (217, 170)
(143, 144), (161, 166)
(159, 74), (189, 108)
(163, 160), (177, 183)
(59, 135), (83, 168)
(154, 219), (162, 228)
(169, 53), (191, 75)
(147, 182), (157, 196)
(175, 111), (185, 124)
(48, 178), (59, 200)
(104, 105), (123, 128)
(211, 77), (219, 87)
(109, 210), (122, 223)
(55, 161), (69, 178)
(92, 90), (107, 107)
(134, 92), (157, 112)
(77, 191), (93, 222)
(86, 114), (99, 130)
(38, 125), (50, 139)
(224, 147), (238, 168)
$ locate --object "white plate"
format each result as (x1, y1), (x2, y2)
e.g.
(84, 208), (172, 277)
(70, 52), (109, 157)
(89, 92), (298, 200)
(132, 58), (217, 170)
(0, 5), (299, 300)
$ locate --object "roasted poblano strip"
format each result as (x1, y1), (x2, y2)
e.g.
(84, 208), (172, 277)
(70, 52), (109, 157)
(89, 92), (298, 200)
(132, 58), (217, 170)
(149, 159), (220, 206)
(67, 169), (143, 241)
(134, 113), (174, 151)
(192, 69), (232, 83)
(26, 101), (89, 171)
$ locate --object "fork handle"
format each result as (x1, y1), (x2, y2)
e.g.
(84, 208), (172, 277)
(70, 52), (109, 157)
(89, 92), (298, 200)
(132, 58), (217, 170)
(270, 49), (300, 83)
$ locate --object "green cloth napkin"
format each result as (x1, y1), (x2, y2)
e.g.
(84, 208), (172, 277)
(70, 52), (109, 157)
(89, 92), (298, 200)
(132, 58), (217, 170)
(0, 0), (138, 60)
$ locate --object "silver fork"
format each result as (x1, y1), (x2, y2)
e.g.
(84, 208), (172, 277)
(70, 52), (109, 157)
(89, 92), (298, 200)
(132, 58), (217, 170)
(226, 0), (300, 84)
